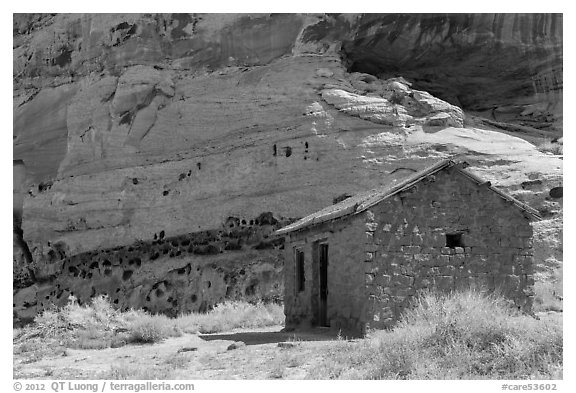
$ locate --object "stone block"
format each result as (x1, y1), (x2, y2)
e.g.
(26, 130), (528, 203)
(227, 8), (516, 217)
(504, 275), (520, 292)
(439, 265), (456, 275)
(522, 263), (534, 275)
(365, 273), (375, 285)
(431, 234), (446, 248)
(412, 234), (424, 245)
(398, 235), (412, 246)
(454, 276), (471, 291)
(438, 255), (450, 265)
(377, 231), (392, 246)
(435, 275), (454, 291)
(452, 254), (466, 266)
(454, 247), (464, 254)
(392, 274), (413, 287)
(499, 264), (514, 275)
(403, 245), (421, 254)
(375, 274), (392, 287)
(365, 231), (374, 242)
(365, 243), (379, 253)
(365, 222), (378, 232)
(364, 262), (378, 274)
(471, 246), (489, 254)
(396, 254), (413, 265)
(365, 252), (375, 262)
(380, 307), (394, 320)
(413, 254), (430, 264)
(395, 287), (413, 298)
(366, 210), (376, 222)
(417, 277), (432, 288)
(441, 247), (452, 255)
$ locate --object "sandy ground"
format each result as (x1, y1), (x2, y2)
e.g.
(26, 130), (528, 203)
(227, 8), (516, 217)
(13, 325), (345, 380)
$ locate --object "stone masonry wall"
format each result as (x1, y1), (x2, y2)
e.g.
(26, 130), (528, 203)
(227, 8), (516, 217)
(364, 167), (535, 330)
(284, 215), (366, 336)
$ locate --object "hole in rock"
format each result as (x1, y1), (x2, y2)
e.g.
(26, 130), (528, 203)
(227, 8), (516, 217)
(245, 283), (257, 296)
(191, 294), (197, 302)
(549, 186), (563, 199)
(122, 270), (133, 280)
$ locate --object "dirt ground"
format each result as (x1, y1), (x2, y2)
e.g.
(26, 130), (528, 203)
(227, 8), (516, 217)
(13, 325), (345, 380)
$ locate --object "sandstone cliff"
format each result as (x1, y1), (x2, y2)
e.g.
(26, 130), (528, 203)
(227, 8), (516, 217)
(13, 13), (563, 322)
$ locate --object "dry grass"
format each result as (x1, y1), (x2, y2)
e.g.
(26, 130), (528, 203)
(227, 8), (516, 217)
(307, 290), (562, 380)
(14, 296), (284, 358)
(537, 139), (563, 155)
(174, 301), (285, 334)
(534, 267), (563, 313)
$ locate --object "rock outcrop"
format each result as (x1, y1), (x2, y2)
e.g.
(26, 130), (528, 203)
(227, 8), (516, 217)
(321, 76), (464, 128)
(13, 13), (562, 321)
(342, 14), (563, 131)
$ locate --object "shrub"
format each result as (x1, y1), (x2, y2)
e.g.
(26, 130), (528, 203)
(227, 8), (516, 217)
(537, 140), (563, 155)
(15, 295), (284, 360)
(174, 300), (284, 334)
(307, 290), (562, 379)
(126, 314), (180, 344)
(534, 268), (563, 312)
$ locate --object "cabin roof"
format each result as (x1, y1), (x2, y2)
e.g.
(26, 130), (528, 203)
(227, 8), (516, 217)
(275, 159), (541, 235)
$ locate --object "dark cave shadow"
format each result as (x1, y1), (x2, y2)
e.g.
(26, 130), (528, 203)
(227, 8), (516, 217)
(198, 329), (339, 346)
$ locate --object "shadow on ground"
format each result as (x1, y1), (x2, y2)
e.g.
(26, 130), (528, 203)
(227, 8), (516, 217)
(199, 328), (340, 345)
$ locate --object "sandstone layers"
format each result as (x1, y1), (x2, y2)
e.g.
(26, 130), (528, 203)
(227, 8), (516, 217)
(13, 14), (563, 321)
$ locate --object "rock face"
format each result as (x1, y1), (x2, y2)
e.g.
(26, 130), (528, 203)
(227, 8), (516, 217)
(342, 14), (563, 131)
(321, 76), (464, 128)
(13, 13), (562, 321)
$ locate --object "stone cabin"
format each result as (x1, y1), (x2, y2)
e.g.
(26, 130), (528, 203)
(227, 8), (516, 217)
(275, 159), (541, 337)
